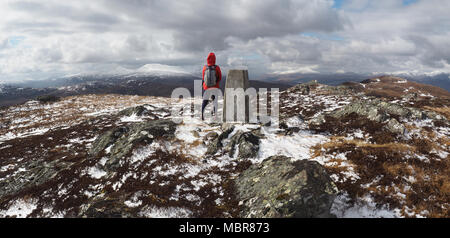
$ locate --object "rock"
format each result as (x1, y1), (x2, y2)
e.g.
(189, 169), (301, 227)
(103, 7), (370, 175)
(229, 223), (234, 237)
(90, 119), (177, 171)
(89, 126), (129, 156)
(117, 105), (170, 119)
(0, 160), (71, 200)
(235, 155), (338, 218)
(310, 98), (445, 135)
(36, 95), (60, 104)
(206, 126), (260, 159)
(206, 125), (235, 155)
(288, 80), (319, 95)
(191, 130), (200, 138)
(331, 99), (441, 122)
(225, 131), (260, 159)
(204, 132), (219, 141)
(118, 105), (150, 117)
(385, 118), (406, 135)
(81, 198), (132, 218)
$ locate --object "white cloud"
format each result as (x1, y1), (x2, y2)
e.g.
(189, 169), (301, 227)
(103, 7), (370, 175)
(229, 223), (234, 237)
(0, 0), (449, 82)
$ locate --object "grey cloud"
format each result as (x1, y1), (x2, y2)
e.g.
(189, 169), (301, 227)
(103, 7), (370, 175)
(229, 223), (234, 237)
(407, 35), (450, 68)
(103, 0), (345, 52)
(9, 1), (121, 34)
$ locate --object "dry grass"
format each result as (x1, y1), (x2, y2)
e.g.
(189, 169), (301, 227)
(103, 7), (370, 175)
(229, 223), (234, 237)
(0, 94), (172, 143)
(423, 106), (450, 120)
(312, 136), (450, 218)
(362, 77), (450, 99)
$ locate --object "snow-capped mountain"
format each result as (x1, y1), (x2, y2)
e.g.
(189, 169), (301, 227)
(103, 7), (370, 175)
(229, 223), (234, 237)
(134, 64), (194, 77)
(60, 64), (194, 80)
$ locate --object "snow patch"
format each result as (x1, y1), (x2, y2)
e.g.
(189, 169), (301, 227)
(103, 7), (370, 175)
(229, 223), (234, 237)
(257, 127), (328, 163)
(138, 206), (192, 218)
(331, 194), (401, 218)
(120, 113), (144, 123)
(0, 199), (38, 218)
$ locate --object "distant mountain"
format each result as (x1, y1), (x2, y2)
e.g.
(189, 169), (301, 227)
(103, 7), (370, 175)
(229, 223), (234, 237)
(394, 73), (450, 91)
(3, 68), (448, 108)
(260, 72), (450, 91)
(0, 69), (292, 108)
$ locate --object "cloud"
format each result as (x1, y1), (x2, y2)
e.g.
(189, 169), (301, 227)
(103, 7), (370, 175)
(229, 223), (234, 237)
(0, 0), (449, 82)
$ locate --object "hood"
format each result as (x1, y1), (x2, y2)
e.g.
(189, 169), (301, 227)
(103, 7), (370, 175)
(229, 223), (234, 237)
(207, 53), (216, 66)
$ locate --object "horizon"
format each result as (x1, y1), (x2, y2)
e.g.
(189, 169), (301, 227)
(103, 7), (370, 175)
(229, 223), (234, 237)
(1, 0), (450, 83)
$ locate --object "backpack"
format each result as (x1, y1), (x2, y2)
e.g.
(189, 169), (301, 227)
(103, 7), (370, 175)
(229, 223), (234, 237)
(204, 65), (217, 87)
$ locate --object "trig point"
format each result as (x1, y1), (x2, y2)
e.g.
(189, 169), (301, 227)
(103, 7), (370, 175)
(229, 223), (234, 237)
(223, 69), (250, 123)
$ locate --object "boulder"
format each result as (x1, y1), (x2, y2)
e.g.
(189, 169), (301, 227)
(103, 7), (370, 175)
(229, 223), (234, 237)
(206, 125), (235, 155)
(225, 130), (260, 159)
(235, 155), (338, 218)
(204, 132), (219, 141)
(385, 118), (406, 135)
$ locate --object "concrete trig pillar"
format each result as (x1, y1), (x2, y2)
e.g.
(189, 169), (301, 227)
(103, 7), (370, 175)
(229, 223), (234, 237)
(223, 69), (250, 123)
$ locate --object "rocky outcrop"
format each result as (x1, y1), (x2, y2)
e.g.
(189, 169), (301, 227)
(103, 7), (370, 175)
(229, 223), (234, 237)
(118, 105), (170, 119)
(310, 98), (445, 135)
(235, 155), (338, 218)
(118, 105), (151, 117)
(89, 119), (176, 171)
(0, 160), (71, 200)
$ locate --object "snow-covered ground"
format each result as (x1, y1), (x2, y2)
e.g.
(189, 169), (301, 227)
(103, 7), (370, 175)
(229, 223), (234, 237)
(0, 86), (448, 218)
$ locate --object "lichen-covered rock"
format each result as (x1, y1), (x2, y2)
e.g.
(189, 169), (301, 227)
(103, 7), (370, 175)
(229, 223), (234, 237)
(118, 105), (151, 117)
(385, 118), (406, 135)
(89, 126), (129, 156)
(118, 105), (170, 119)
(0, 160), (71, 200)
(81, 198), (133, 218)
(331, 99), (442, 122)
(89, 119), (176, 171)
(310, 98), (445, 135)
(288, 80), (319, 95)
(204, 131), (219, 141)
(206, 125), (235, 155)
(225, 130), (260, 159)
(235, 155), (338, 218)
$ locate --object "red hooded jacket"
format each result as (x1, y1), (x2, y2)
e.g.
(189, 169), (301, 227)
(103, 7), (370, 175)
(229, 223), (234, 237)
(202, 53), (222, 90)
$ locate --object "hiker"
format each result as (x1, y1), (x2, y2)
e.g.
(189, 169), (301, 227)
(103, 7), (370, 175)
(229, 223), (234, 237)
(201, 52), (222, 120)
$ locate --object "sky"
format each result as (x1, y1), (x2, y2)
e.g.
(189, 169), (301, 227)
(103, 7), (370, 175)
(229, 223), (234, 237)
(0, 0), (450, 83)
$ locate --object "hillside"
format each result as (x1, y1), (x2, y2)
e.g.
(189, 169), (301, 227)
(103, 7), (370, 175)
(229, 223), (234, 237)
(0, 76), (448, 218)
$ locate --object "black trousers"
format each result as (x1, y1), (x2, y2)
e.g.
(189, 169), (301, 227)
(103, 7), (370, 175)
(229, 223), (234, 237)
(202, 95), (216, 118)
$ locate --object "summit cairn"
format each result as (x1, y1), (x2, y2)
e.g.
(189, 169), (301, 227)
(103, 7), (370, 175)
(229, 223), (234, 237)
(223, 69), (251, 123)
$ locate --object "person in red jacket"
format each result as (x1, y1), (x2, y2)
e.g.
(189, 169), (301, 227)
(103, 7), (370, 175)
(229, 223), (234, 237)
(201, 52), (222, 120)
